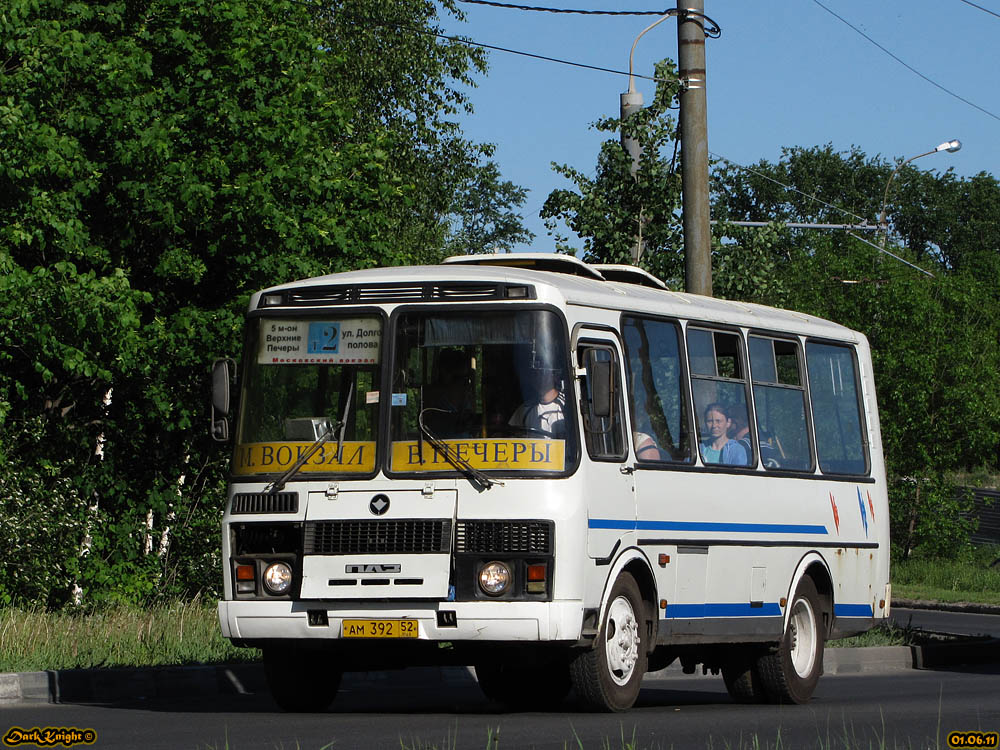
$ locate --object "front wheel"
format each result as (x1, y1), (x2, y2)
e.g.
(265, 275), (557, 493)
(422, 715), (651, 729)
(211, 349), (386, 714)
(757, 576), (824, 704)
(570, 572), (647, 712)
(264, 647), (342, 712)
(475, 657), (571, 710)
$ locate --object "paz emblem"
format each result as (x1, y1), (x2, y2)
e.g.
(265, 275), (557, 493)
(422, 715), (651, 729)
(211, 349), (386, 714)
(369, 494), (390, 516)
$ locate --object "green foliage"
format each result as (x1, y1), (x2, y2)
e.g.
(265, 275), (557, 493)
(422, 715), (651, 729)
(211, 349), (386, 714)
(446, 158), (535, 255)
(541, 60), (684, 282)
(0, 0), (528, 608)
(711, 145), (1000, 557)
(891, 544), (1000, 604)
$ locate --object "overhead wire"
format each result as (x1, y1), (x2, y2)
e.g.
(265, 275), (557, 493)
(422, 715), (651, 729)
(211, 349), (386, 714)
(455, 1), (722, 36)
(709, 152), (872, 226)
(954, 0), (1000, 20)
(709, 152), (936, 276)
(456, 0), (678, 15)
(358, 19), (678, 84)
(810, 0), (1000, 124)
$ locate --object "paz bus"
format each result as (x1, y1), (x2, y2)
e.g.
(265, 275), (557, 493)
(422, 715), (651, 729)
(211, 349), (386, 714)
(211, 253), (890, 712)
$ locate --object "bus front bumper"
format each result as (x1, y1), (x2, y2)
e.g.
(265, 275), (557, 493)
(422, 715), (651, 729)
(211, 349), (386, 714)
(219, 599), (586, 644)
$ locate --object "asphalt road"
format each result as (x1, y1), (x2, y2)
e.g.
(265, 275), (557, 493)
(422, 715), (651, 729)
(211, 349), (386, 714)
(891, 606), (1000, 637)
(4, 664), (998, 750)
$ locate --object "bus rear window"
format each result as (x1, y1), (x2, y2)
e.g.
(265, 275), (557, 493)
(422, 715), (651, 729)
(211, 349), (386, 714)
(805, 342), (868, 475)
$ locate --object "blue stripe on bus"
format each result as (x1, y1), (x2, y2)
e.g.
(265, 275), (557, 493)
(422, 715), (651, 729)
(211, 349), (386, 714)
(664, 602), (783, 618)
(834, 603), (874, 617)
(589, 519), (829, 535)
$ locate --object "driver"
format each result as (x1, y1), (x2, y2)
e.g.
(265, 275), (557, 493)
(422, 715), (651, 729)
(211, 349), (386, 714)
(508, 367), (566, 437)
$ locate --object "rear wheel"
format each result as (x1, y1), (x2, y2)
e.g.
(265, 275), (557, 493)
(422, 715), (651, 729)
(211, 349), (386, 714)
(757, 576), (824, 704)
(721, 649), (767, 703)
(570, 572), (647, 712)
(264, 647), (342, 712)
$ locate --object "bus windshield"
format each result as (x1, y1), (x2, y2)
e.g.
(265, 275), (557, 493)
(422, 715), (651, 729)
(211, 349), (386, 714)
(233, 315), (382, 477)
(389, 309), (577, 475)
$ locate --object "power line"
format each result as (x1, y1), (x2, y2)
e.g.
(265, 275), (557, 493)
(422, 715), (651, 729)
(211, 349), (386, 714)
(955, 0), (1000, 20)
(366, 21), (677, 84)
(810, 0), (1000, 124)
(709, 152), (872, 225)
(455, 1), (722, 36)
(456, 0), (675, 15)
(710, 152), (935, 276)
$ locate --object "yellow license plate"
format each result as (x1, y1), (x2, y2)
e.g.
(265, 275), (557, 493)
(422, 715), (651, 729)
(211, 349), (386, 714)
(342, 619), (418, 639)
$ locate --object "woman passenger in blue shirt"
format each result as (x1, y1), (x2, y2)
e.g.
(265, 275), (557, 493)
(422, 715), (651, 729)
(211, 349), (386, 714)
(699, 402), (749, 466)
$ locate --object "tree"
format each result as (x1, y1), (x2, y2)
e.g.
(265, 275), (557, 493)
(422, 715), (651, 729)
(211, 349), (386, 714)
(541, 60), (684, 283)
(711, 145), (1000, 556)
(0, 0), (528, 607)
(445, 158), (535, 255)
(317, 0), (533, 258)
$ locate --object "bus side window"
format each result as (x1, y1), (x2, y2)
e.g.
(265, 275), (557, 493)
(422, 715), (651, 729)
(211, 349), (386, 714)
(749, 336), (812, 471)
(805, 342), (869, 475)
(688, 328), (754, 468)
(578, 345), (627, 461)
(621, 316), (693, 463)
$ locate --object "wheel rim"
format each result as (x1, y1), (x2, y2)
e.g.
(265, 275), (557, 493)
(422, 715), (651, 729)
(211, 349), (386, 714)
(788, 595), (818, 678)
(604, 595), (640, 686)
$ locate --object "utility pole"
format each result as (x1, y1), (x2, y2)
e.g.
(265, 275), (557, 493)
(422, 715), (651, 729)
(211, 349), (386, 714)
(676, 1), (712, 296)
(620, 90), (643, 263)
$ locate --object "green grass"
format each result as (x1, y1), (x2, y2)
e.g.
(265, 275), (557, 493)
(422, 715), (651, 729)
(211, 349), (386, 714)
(0, 597), (258, 672)
(891, 545), (1000, 606)
(828, 620), (914, 648)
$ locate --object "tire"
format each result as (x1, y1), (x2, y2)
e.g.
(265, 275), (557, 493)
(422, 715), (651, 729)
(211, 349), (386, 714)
(264, 647), (342, 712)
(721, 648), (767, 703)
(570, 572), (647, 712)
(757, 576), (824, 704)
(475, 658), (572, 710)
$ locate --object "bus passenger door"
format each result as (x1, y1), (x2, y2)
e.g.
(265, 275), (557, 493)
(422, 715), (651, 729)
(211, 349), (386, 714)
(574, 335), (636, 560)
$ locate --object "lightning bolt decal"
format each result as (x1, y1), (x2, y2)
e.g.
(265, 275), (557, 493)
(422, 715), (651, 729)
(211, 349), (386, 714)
(857, 487), (868, 537)
(867, 490), (876, 523)
(830, 492), (840, 534)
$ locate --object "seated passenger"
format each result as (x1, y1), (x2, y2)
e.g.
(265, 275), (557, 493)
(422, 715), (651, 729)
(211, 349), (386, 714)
(633, 431), (663, 461)
(729, 412), (754, 466)
(699, 402), (748, 466)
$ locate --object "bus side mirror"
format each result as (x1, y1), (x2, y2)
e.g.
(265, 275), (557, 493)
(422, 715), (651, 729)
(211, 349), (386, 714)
(589, 358), (613, 419)
(211, 358), (236, 442)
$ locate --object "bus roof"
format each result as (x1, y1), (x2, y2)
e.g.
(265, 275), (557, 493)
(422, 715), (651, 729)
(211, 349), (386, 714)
(252, 255), (860, 342)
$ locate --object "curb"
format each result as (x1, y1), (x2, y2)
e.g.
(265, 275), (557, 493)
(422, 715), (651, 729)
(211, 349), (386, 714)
(893, 598), (1000, 615)
(3, 642), (999, 705)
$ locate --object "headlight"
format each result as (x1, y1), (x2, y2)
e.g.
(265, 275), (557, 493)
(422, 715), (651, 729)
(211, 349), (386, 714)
(262, 561), (293, 595)
(478, 561), (512, 596)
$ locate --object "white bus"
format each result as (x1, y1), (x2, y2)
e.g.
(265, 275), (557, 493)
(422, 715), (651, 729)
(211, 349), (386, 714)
(211, 253), (890, 712)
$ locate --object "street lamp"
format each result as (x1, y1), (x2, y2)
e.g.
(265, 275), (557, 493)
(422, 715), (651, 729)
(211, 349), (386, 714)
(620, 12), (675, 265)
(620, 12), (675, 178)
(877, 139), (962, 236)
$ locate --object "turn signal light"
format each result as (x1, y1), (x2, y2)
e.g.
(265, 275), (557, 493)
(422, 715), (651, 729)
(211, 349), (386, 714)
(526, 564), (546, 581)
(526, 563), (547, 594)
(236, 563), (255, 594)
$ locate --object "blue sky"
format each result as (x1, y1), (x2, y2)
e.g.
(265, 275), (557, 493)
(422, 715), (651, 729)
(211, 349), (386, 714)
(435, 0), (998, 252)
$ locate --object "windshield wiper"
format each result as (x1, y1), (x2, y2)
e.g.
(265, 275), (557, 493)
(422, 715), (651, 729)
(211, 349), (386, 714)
(417, 408), (501, 492)
(267, 383), (354, 494)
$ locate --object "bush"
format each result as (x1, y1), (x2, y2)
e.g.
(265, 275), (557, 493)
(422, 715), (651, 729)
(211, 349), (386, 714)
(889, 475), (978, 561)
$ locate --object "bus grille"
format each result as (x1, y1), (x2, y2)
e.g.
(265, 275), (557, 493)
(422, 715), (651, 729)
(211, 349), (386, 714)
(231, 492), (298, 514)
(304, 520), (453, 555)
(455, 520), (553, 555)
